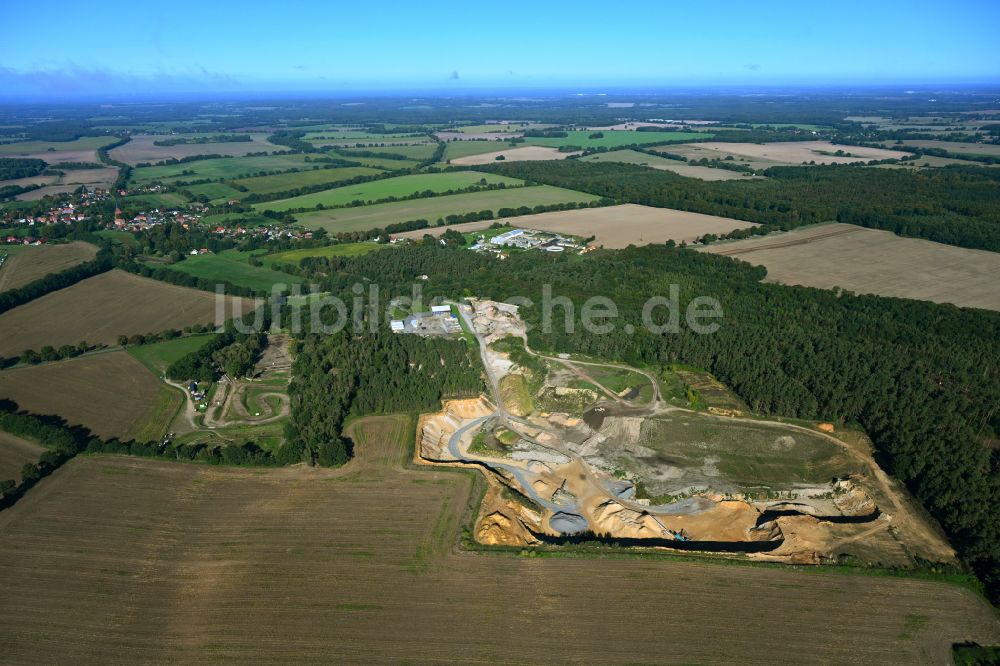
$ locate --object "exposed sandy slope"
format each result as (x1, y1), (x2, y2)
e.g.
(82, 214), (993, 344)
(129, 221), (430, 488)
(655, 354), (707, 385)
(450, 145), (578, 165)
(702, 223), (1000, 311)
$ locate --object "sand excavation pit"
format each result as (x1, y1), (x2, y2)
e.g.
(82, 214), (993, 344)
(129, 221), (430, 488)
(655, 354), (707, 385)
(421, 299), (955, 568)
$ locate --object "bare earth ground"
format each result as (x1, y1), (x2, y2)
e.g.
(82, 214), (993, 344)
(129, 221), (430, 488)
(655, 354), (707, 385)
(450, 145), (578, 165)
(701, 223), (1000, 311)
(0, 431), (44, 482)
(0, 352), (163, 439)
(109, 134), (276, 166)
(662, 141), (912, 168)
(394, 203), (757, 248)
(0, 241), (98, 292)
(0, 270), (252, 358)
(0, 415), (995, 664)
(582, 149), (759, 180)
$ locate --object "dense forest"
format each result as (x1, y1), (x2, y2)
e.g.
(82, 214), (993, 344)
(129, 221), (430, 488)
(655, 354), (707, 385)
(296, 242), (1000, 602)
(477, 160), (1000, 251)
(285, 326), (483, 466)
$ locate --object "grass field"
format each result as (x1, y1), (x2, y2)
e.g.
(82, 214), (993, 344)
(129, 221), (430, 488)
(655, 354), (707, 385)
(129, 154), (316, 184)
(898, 140), (1000, 158)
(181, 182), (243, 201)
(0, 270), (251, 359)
(330, 151), (421, 170)
(229, 166), (383, 195)
(123, 192), (189, 209)
(523, 130), (707, 149)
(395, 203), (756, 248)
(127, 334), (215, 375)
(701, 223), (1000, 311)
(295, 185), (600, 233)
(255, 171), (523, 212)
(337, 143), (439, 161)
(164, 250), (303, 292)
(0, 413), (994, 663)
(0, 431), (44, 483)
(0, 352), (165, 439)
(0, 241), (98, 293)
(581, 149), (759, 181)
(263, 242), (392, 266)
(638, 411), (855, 493)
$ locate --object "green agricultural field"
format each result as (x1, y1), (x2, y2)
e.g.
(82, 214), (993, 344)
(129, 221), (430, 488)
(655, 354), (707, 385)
(338, 143), (439, 161)
(127, 334), (215, 375)
(93, 230), (138, 246)
(200, 212), (275, 227)
(123, 192), (189, 209)
(263, 242), (392, 267)
(523, 130), (707, 149)
(295, 185), (600, 233)
(0, 136), (118, 156)
(329, 152), (420, 170)
(229, 166), (383, 196)
(163, 249), (303, 292)
(451, 123), (536, 133)
(129, 154), (315, 184)
(255, 171), (523, 212)
(182, 182), (243, 201)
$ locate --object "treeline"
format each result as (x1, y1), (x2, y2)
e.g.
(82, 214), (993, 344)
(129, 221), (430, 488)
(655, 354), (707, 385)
(267, 130), (318, 153)
(478, 160), (1000, 252)
(153, 134), (252, 146)
(96, 136), (132, 190)
(0, 401), (94, 508)
(297, 242), (1000, 602)
(165, 324), (263, 382)
(0, 158), (47, 180)
(285, 327), (483, 466)
(0, 246), (113, 316)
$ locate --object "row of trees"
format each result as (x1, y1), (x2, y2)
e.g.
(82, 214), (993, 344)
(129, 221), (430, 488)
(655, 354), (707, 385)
(480, 160), (1000, 252)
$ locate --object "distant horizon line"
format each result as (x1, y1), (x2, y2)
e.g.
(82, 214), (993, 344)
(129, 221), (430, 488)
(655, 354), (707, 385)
(2, 81), (1000, 105)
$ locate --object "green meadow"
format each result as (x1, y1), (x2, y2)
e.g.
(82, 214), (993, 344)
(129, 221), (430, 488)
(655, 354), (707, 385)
(230, 166), (383, 195)
(523, 130), (708, 149)
(255, 171), (523, 212)
(129, 154), (316, 183)
(164, 249), (303, 292)
(264, 242), (392, 267)
(294, 185), (599, 233)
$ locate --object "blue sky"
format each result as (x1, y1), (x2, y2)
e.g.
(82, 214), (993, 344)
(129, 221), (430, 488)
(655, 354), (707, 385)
(2, 0), (998, 98)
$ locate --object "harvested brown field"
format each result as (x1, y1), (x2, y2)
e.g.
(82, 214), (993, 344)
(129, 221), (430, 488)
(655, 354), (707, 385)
(702, 223), (1000, 310)
(0, 241), (98, 292)
(0, 352), (164, 439)
(109, 134), (275, 166)
(660, 141), (913, 169)
(899, 140), (1000, 158)
(0, 270), (252, 358)
(12, 167), (122, 201)
(0, 414), (995, 664)
(450, 145), (578, 165)
(394, 203), (757, 248)
(0, 431), (44, 482)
